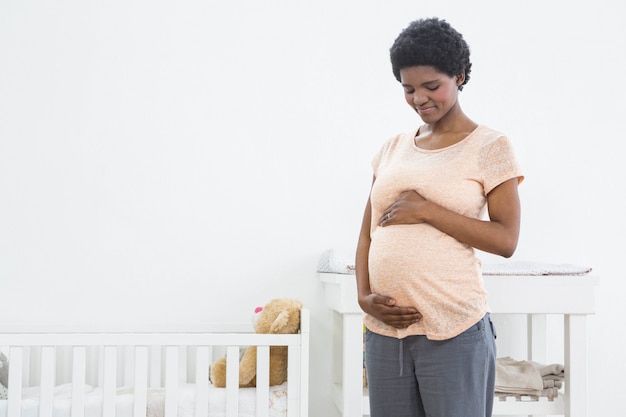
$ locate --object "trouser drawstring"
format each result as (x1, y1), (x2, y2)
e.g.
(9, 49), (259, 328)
(399, 338), (404, 376)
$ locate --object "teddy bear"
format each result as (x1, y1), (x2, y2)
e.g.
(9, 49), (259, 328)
(210, 297), (303, 388)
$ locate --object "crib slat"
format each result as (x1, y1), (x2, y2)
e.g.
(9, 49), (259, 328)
(164, 346), (179, 417)
(7, 347), (24, 417)
(256, 345), (270, 417)
(298, 309), (310, 417)
(39, 346), (55, 417)
(287, 344), (300, 417)
(194, 346), (209, 417)
(225, 346), (240, 417)
(102, 346), (117, 416)
(28, 347), (39, 387)
(133, 346), (148, 417)
(71, 346), (86, 417)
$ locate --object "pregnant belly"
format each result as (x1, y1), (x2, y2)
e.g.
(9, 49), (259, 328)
(368, 224), (475, 306)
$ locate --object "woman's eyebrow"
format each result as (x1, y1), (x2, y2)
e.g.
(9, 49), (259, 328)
(402, 79), (440, 88)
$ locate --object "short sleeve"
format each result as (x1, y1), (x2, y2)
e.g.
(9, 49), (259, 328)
(480, 135), (524, 194)
(371, 133), (403, 177)
(371, 146), (384, 176)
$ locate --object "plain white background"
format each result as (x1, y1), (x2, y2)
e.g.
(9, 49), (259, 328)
(1, 1), (624, 416)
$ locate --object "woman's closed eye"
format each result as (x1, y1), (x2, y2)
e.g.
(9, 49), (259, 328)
(404, 86), (440, 94)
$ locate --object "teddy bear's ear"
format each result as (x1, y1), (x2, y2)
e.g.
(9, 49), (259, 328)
(269, 311), (290, 333)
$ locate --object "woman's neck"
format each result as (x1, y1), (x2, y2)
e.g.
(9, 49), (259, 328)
(416, 109), (478, 150)
(424, 104), (476, 135)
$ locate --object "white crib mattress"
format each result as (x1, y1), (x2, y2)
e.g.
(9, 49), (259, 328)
(0, 382), (288, 417)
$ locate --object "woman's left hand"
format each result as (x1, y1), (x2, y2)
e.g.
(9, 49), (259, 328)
(378, 190), (428, 226)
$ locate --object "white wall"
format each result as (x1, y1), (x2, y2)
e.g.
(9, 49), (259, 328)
(1, 0), (624, 416)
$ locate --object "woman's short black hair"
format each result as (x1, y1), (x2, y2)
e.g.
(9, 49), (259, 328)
(390, 17), (472, 90)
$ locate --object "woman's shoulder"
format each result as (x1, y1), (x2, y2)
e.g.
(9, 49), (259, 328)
(467, 124), (515, 150)
(389, 127), (419, 144)
(472, 124), (508, 141)
(371, 128), (418, 169)
(377, 128), (418, 153)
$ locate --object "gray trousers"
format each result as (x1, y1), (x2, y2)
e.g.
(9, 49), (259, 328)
(365, 314), (496, 417)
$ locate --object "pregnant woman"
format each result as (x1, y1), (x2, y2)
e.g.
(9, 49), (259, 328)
(355, 17), (524, 417)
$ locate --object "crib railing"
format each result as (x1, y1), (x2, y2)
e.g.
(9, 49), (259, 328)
(0, 309), (310, 417)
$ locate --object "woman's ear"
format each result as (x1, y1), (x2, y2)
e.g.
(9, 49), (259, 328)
(455, 72), (465, 86)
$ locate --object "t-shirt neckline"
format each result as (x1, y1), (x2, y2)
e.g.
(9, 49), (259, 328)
(412, 124), (483, 153)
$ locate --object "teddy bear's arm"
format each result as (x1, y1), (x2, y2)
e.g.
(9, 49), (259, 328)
(210, 357), (227, 388)
(269, 311), (290, 333)
(238, 345), (258, 387)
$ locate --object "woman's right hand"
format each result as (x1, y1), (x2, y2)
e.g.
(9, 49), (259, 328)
(359, 293), (422, 329)
(355, 179), (422, 330)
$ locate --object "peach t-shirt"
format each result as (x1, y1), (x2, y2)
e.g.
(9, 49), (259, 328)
(366, 125), (523, 340)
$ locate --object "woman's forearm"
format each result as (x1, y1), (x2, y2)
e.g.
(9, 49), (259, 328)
(424, 203), (519, 257)
(355, 197), (373, 302)
(423, 179), (521, 258)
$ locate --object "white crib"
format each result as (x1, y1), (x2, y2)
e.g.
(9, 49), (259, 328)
(0, 309), (310, 417)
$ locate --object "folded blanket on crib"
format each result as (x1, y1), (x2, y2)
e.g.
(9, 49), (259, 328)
(495, 357), (564, 400)
(317, 248), (355, 274)
(482, 261), (592, 276)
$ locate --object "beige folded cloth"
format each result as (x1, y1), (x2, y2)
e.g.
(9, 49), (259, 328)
(533, 361), (565, 380)
(542, 387), (560, 400)
(495, 357), (565, 400)
(542, 379), (563, 389)
(496, 357), (544, 397)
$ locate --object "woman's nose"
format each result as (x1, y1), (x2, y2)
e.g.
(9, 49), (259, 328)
(413, 93), (427, 106)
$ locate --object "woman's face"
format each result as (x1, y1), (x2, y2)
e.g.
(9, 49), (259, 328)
(399, 66), (463, 124)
